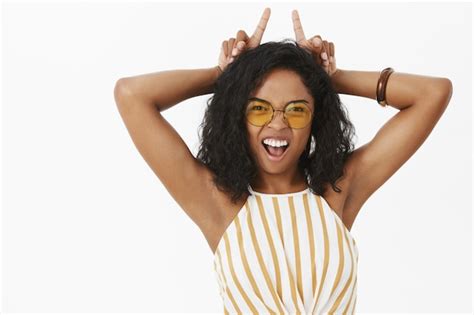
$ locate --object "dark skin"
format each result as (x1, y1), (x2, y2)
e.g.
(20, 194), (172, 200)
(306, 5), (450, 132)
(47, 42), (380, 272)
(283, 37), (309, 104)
(114, 8), (453, 255)
(246, 68), (314, 194)
(219, 8), (335, 194)
(219, 8), (336, 76)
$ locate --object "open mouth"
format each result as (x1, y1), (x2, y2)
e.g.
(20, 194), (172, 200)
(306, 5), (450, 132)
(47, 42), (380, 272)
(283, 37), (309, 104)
(261, 141), (290, 161)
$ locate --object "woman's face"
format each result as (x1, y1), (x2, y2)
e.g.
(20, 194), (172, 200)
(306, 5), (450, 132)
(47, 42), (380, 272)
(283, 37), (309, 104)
(246, 68), (315, 176)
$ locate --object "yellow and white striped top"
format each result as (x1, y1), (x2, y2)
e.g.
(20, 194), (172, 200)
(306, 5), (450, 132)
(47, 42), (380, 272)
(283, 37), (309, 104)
(213, 185), (359, 314)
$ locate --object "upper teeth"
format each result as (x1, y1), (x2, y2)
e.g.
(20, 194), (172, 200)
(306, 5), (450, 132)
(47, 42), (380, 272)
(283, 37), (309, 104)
(263, 138), (288, 147)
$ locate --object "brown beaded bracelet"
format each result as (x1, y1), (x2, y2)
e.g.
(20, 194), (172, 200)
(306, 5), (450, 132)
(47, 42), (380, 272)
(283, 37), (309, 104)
(376, 67), (394, 107)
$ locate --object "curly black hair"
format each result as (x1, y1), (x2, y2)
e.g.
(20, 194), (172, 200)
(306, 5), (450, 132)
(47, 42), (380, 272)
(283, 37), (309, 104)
(196, 38), (357, 204)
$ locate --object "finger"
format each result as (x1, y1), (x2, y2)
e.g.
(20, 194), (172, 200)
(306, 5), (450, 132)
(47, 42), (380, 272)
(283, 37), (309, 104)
(232, 40), (246, 57)
(329, 42), (335, 58)
(311, 35), (323, 46)
(227, 37), (235, 59)
(321, 40), (330, 68)
(328, 42), (336, 74)
(292, 9), (306, 43)
(249, 7), (270, 47)
(309, 35), (323, 54)
(329, 55), (336, 74)
(222, 40), (229, 58)
(237, 41), (246, 50)
(322, 40), (329, 56)
(318, 40), (328, 73)
(233, 30), (249, 56)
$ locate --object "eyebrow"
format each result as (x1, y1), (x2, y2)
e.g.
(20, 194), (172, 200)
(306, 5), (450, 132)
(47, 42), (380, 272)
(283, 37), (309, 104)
(247, 97), (310, 109)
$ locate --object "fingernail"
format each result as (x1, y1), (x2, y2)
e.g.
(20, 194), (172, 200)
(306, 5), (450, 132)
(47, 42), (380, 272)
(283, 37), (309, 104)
(321, 52), (328, 60)
(313, 38), (322, 46)
(230, 57), (235, 62)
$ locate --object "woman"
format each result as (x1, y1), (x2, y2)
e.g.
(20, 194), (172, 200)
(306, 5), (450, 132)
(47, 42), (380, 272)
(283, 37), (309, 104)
(113, 8), (452, 314)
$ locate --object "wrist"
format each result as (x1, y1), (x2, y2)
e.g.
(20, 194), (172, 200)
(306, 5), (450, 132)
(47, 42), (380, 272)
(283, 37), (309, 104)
(214, 65), (223, 79)
(330, 68), (345, 93)
(205, 66), (221, 94)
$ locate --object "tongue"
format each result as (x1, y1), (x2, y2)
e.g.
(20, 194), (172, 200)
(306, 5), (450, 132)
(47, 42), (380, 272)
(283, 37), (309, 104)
(267, 145), (285, 157)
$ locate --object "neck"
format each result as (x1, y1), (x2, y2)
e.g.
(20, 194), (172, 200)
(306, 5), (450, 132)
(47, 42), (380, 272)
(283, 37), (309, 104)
(250, 167), (307, 194)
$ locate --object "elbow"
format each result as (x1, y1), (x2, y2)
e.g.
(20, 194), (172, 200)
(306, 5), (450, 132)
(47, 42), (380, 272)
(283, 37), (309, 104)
(423, 77), (453, 109)
(114, 78), (136, 107)
(434, 78), (453, 107)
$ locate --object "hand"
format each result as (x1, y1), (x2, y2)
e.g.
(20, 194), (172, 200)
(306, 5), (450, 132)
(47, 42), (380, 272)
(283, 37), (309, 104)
(291, 9), (338, 77)
(217, 7), (271, 74)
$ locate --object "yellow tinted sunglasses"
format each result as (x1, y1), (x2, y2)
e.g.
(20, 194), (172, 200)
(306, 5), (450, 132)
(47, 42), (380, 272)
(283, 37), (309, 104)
(245, 98), (313, 129)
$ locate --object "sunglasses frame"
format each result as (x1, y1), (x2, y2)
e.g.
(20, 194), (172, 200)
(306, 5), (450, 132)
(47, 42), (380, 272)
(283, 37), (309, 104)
(245, 101), (314, 129)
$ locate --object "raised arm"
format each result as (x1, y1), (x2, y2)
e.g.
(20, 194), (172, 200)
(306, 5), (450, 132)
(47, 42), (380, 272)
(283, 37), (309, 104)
(113, 7), (272, 252)
(115, 7), (271, 113)
(331, 69), (452, 227)
(115, 66), (220, 112)
(291, 9), (453, 230)
(113, 66), (222, 233)
(331, 69), (452, 110)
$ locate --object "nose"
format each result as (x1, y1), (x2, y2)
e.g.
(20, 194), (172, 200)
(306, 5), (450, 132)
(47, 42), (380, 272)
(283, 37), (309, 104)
(267, 109), (289, 128)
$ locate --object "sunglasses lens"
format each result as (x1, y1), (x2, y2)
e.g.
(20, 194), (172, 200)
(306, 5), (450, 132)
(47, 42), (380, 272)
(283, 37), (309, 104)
(246, 101), (312, 129)
(246, 102), (273, 126)
(285, 103), (312, 128)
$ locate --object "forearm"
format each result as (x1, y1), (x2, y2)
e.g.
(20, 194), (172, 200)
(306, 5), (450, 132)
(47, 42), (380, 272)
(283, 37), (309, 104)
(331, 68), (451, 110)
(116, 66), (221, 112)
